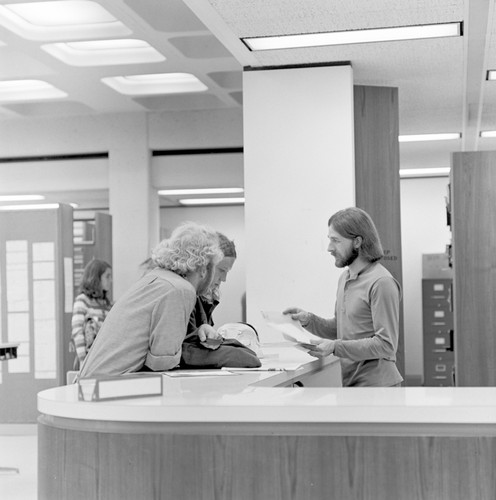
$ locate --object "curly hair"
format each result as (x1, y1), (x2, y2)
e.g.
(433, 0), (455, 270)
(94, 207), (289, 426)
(79, 259), (112, 303)
(328, 207), (384, 263)
(151, 222), (223, 275)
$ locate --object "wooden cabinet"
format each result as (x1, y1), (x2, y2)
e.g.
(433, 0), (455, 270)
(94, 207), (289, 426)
(450, 151), (496, 386)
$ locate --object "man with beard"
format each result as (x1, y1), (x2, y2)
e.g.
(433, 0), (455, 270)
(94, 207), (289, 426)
(284, 207), (403, 387)
(79, 222), (223, 377)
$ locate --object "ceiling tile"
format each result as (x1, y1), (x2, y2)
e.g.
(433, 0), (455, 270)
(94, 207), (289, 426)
(0, 48), (55, 78)
(169, 35), (231, 58)
(133, 93), (226, 111)
(208, 71), (242, 89)
(2, 101), (95, 116)
(123, 0), (207, 32)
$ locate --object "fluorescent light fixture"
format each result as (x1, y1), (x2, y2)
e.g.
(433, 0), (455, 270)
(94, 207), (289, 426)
(400, 167), (450, 178)
(0, 194), (45, 202)
(179, 197), (245, 206)
(0, 80), (67, 102)
(0, 203), (60, 211)
(399, 133), (461, 142)
(42, 39), (165, 66)
(102, 73), (208, 96)
(0, 1), (131, 41)
(480, 130), (496, 138)
(243, 22), (461, 51)
(159, 188), (244, 196)
(487, 70), (496, 80)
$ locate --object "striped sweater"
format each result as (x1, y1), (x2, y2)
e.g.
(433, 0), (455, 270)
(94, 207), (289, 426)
(71, 293), (112, 367)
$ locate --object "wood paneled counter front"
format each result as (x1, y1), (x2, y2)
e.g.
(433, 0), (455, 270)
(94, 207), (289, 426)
(37, 348), (496, 500)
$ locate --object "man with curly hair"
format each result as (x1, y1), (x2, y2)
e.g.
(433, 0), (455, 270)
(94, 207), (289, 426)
(79, 222), (223, 377)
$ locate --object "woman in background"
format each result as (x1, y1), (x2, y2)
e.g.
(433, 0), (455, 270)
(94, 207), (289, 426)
(71, 259), (112, 369)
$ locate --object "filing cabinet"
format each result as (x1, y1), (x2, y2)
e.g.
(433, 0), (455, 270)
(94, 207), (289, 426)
(422, 278), (454, 386)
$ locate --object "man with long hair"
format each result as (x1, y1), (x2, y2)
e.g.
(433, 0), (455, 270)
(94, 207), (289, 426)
(285, 207), (403, 387)
(79, 222), (223, 377)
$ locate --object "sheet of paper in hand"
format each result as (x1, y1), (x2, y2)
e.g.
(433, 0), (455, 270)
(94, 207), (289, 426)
(260, 310), (319, 345)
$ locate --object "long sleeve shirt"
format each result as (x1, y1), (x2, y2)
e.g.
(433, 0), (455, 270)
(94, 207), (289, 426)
(305, 261), (403, 387)
(79, 268), (196, 377)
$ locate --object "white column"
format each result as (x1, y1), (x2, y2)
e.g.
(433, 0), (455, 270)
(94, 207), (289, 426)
(108, 113), (159, 298)
(243, 65), (355, 341)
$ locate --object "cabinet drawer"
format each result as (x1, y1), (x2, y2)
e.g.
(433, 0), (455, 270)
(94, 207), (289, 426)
(424, 331), (454, 352)
(422, 279), (452, 301)
(424, 373), (454, 386)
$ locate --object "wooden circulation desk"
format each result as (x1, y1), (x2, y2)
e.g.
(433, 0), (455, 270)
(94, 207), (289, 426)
(38, 348), (496, 500)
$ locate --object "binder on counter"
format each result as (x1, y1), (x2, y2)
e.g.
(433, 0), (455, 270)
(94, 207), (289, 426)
(78, 373), (163, 402)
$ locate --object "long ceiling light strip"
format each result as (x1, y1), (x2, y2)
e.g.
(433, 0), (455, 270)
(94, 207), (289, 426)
(399, 133), (461, 142)
(179, 197), (245, 206)
(0, 203), (61, 211)
(0, 194), (45, 202)
(242, 22), (462, 51)
(159, 188), (243, 196)
(399, 168), (450, 178)
(480, 130), (496, 137)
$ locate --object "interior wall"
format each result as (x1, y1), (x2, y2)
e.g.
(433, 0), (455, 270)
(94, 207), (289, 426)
(400, 176), (451, 381)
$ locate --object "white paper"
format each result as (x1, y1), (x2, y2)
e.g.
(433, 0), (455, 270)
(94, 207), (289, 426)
(261, 310), (317, 343)
(64, 257), (74, 313)
(33, 261), (55, 280)
(163, 370), (236, 378)
(32, 242), (55, 262)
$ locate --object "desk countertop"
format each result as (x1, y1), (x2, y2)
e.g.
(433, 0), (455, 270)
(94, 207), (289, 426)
(37, 345), (496, 432)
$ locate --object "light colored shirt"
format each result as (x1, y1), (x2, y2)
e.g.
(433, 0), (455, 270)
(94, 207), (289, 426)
(79, 268), (196, 377)
(305, 261), (403, 387)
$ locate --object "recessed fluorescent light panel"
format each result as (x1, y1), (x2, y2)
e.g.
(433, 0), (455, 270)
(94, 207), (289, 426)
(0, 80), (67, 102)
(0, 1), (131, 41)
(243, 22), (462, 51)
(101, 73), (208, 96)
(486, 70), (496, 80)
(480, 130), (496, 138)
(400, 167), (450, 178)
(0, 194), (45, 202)
(159, 188), (244, 196)
(399, 133), (461, 143)
(179, 197), (245, 206)
(42, 39), (165, 66)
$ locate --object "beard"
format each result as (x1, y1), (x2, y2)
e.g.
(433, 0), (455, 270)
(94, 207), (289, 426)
(335, 247), (359, 268)
(197, 263), (215, 296)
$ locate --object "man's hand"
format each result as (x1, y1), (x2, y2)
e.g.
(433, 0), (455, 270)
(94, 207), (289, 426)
(198, 324), (222, 350)
(301, 338), (335, 358)
(283, 307), (311, 326)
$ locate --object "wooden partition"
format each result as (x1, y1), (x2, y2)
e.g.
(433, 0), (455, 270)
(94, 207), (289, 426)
(0, 204), (73, 422)
(353, 85), (405, 378)
(451, 151), (496, 386)
(38, 416), (496, 500)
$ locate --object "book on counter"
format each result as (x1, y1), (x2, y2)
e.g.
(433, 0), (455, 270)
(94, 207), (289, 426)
(78, 372), (163, 402)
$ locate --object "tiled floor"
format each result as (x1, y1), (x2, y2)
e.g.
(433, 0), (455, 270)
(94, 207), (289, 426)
(0, 425), (37, 500)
